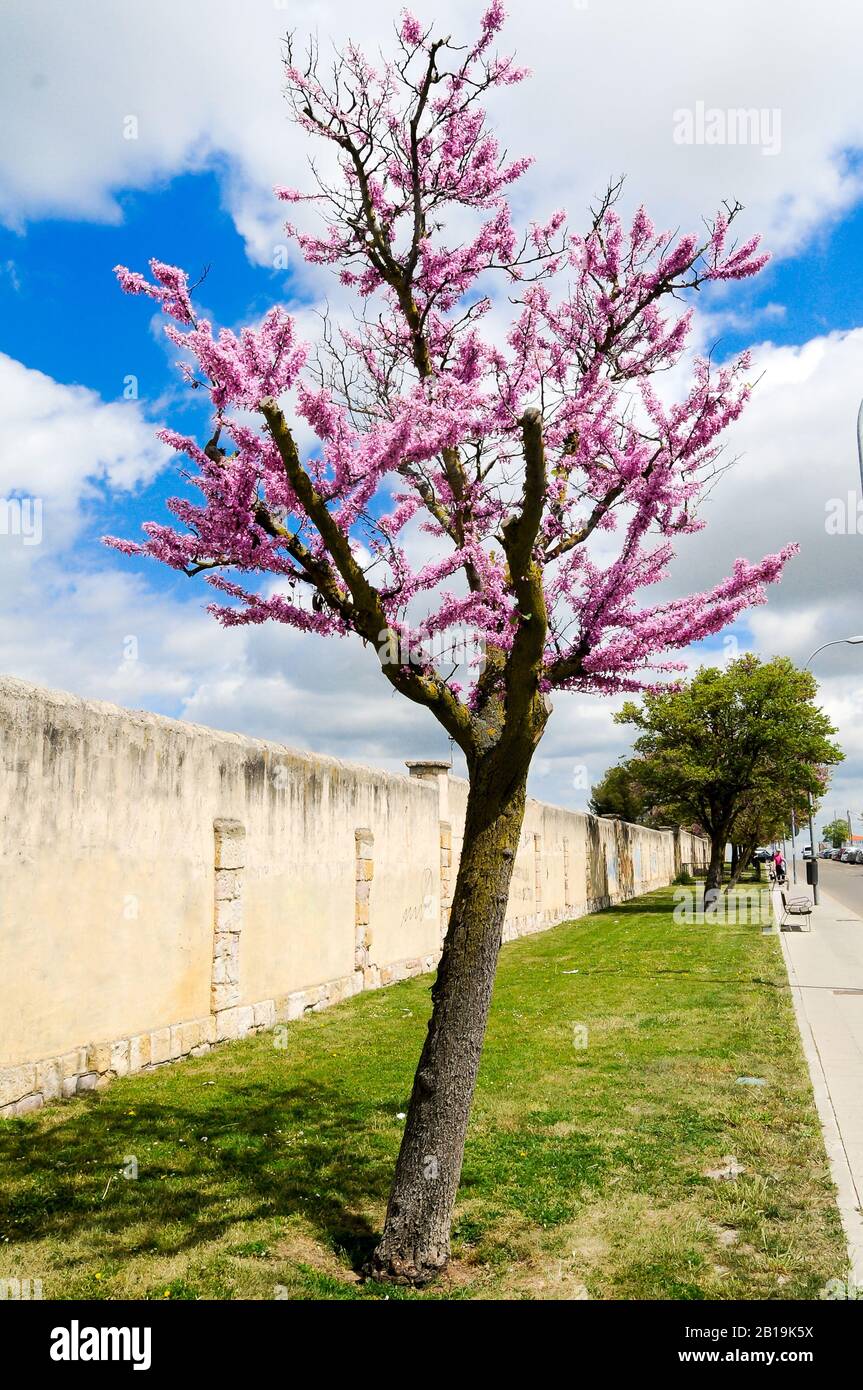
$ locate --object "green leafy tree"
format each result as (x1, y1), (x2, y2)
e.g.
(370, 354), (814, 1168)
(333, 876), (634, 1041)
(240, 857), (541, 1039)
(616, 655), (842, 897)
(588, 762), (655, 824)
(822, 818), (850, 849)
(726, 782), (809, 887)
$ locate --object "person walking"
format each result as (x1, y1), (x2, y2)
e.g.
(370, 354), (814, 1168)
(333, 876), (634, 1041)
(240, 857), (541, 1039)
(773, 848), (786, 884)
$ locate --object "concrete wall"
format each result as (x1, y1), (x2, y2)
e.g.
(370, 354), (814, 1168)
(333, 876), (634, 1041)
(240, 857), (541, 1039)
(0, 676), (708, 1114)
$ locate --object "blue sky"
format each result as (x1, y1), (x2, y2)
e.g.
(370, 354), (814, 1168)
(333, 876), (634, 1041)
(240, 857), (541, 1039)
(0, 173), (279, 597)
(4, 0), (863, 821)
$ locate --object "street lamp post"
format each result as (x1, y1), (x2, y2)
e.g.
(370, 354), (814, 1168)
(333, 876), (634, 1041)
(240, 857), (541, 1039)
(804, 636), (863, 904)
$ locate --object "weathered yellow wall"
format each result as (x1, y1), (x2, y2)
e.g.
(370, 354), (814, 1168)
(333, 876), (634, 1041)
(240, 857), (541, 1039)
(0, 675), (708, 1113)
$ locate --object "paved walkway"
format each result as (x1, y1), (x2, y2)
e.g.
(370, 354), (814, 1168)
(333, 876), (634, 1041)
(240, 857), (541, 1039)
(774, 884), (863, 1283)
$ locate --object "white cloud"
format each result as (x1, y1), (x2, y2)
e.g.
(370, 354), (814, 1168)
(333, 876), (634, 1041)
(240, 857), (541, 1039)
(0, 351), (169, 516)
(4, 0), (863, 267)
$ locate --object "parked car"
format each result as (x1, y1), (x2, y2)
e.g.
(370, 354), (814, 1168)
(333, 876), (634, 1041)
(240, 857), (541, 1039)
(841, 850), (853, 862)
(820, 848), (834, 858)
(802, 845), (813, 859)
(854, 850), (863, 865)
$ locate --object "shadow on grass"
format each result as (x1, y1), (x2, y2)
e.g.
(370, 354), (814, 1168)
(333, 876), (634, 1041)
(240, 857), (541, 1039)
(0, 1075), (392, 1273)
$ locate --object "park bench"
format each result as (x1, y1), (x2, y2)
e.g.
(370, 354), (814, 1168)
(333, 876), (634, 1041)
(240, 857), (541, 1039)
(779, 889), (812, 932)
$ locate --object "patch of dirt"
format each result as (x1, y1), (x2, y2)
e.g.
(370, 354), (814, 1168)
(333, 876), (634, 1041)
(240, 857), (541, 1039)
(273, 1229), (361, 1283)
(436, 1258), (482, 1290)
(712, 1224), (739, 1247)
(495, 1215), (610, 1300)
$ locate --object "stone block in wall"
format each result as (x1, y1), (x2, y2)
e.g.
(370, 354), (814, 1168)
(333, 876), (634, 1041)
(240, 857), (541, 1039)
(76, 1072), (98, 1093)
(214, 868), (243, 902)
(178, 1020), (201, 1055)
(87, 1042), (113, 1075)
(283, 991), (306, 1022)
(328, 974), (357, 1006)
(150, 1028), (172, 1066)
(129, 1033), (151, 1073)
(214, 1007), (240, 1042)
(355, 882), (370, 926)
(214, 1004), (254, 1043)
(211, 980), (239, 1012)
(12, 1093), (44, 1116)
(214, 897), (243, 934)
(36, 1058), (63, 1102)
(214, 818), (246, 870)
(110, 1039), (130, 1077)
(253, 999), (275, 1028)
(0, 1064), (36, 1109)
(386, 957), (423, 984)
(60, 1047), (87, 1080)
(212, 932), (240, 982)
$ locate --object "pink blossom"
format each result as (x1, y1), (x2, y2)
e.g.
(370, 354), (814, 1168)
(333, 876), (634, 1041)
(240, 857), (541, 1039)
(400, 10), (424, 45)
(107, 7), (789, 716)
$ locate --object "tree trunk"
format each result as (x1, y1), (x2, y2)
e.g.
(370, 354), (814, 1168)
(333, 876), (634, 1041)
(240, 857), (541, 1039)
(367, 751), (531, 1285)
(705, 836), (725, 895)
(727, 839), (756, 890)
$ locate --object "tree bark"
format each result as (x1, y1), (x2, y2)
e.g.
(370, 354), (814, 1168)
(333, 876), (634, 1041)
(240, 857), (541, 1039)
(704, 833), (727, 909)
(367, 750), (531, 1285)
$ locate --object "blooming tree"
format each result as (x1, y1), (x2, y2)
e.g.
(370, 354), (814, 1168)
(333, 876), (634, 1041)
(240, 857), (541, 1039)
(109, 4), (794, 1284)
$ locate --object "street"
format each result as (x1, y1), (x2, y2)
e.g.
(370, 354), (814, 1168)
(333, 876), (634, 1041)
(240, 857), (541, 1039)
(786, 854), (863, 912)
(796, 858), (863, 915)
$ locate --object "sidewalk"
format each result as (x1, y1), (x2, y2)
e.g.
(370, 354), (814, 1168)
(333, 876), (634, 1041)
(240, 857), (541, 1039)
(774, 884), (863, 1283)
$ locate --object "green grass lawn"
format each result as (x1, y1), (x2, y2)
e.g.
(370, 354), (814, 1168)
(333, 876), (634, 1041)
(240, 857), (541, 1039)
(0, 885), (848, 1300)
